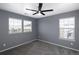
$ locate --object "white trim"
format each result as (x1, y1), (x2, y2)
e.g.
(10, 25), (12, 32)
(38, 39), (79, 52)
(0, 39), (37, 53)
(1, 39), (79, 53)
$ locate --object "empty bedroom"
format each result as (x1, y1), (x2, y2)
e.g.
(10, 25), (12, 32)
(0, 3), (79, 55)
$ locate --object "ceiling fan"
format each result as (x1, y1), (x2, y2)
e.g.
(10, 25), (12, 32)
(26, 3), (54, 15)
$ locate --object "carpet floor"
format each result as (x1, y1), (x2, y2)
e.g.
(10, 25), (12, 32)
(0, 40), (79, 55)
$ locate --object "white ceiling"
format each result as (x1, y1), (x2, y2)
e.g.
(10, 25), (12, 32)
(0, 3), (79, 18)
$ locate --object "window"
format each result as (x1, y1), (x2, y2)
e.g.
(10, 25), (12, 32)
(59, 17), (75, 41)
(9, 18), (22, 33)
(23, 20), (32, 32)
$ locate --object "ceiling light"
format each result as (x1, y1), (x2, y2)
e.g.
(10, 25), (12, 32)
(37, 12), (42, 16)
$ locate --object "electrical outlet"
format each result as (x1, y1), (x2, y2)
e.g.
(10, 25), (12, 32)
(3, 43), (6, 47)
(70, 43), (73, 46)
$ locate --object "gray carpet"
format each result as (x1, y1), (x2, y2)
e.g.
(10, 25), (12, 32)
(0, 40), (79, 55)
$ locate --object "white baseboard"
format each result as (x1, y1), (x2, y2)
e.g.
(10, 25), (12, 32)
(0, 39), (37, 53)
(38, 39), (79, 52)
(1, 39), (79, 53)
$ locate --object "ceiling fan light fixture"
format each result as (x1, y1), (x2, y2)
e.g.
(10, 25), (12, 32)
(37, 12), (42, 16)
(25, 3), (53, 16)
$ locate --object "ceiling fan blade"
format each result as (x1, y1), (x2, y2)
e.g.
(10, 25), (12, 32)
(42, 9), (53, 12)
(40, 12), (45, 15)
(26, 8), (37, 12)
(33, 12), (39, 15)
(38, 3), (43, 11)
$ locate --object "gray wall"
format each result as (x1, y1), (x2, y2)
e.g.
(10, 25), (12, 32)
(0, 10), (37, 51)
(0, 9), (79, 51)
(38, 10), (79, 50)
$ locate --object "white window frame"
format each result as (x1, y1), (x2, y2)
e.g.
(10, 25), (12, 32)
(9, 18), (22, 34)
(59, 17), (75, 41)
(23, 20), (32, 32)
